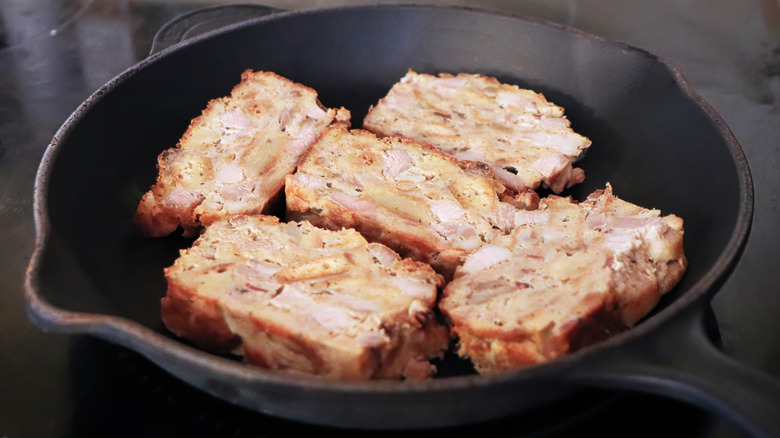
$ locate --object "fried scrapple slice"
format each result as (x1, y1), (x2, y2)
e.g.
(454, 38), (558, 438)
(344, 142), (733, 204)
(363, 70), (591, 196)
(439, 184), (686, 373)
(162, 215), (449, 380)
(135, 70), (350, 237)
(285, 125), (524, 279)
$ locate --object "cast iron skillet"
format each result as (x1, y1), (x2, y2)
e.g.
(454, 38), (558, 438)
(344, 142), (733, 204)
(24, 4), (780, 436)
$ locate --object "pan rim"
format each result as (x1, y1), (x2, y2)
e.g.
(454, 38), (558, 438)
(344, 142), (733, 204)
(23, 2), (754, 394)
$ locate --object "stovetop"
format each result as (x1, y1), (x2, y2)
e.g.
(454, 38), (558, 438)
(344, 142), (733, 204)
(1, 1), (779, 437)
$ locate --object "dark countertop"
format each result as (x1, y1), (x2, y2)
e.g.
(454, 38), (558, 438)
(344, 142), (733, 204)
(1, 1), (778, 437)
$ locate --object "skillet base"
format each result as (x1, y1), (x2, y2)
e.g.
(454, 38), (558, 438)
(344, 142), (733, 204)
(70, 336), (631, 435)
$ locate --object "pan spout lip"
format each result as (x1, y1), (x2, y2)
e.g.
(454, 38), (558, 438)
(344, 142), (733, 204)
(22, 2), (755, 428)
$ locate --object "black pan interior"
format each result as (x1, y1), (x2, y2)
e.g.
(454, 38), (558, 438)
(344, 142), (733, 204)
(33, 9), (747, 426)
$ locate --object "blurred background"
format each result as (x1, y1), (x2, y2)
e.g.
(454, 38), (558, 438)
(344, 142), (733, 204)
(1, 1), (778, 437)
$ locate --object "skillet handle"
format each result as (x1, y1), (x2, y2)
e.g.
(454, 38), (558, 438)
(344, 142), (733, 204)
(150, 3), (284, 55)
(569, 305), (780, 438)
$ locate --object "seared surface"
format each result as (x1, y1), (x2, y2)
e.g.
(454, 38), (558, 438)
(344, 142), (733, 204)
(363, 71), (591, 196)
(162, 215), (448, 380)
(440, 184), (686, 373)
(285, 125), (523, 278)
(134, 70), (350, 237)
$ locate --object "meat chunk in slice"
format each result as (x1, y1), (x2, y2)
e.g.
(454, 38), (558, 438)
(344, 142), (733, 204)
(363, 70), (591, 196)
(134, 70), (350, 237)
(285, 125), (525, 279)
(162, 215), (449, 380)
(439, 184), (686, 373)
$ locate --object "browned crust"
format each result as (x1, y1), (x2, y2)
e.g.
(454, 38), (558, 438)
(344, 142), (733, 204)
(565, 300), (630, 352)
(162, 264), (390, 379)
(544, 164), (586, 194)
(160, 281), (240, 354)
(442, 291), (630, 372)
(236, 310), (330, 375)
(379, 130), (507, 194)
(500, 188), (540, 211)
(163, 280), (448, 379)
(285, 207), (464, 281)
(373, 316), (451, 379)
(134, 191), (187, 238)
